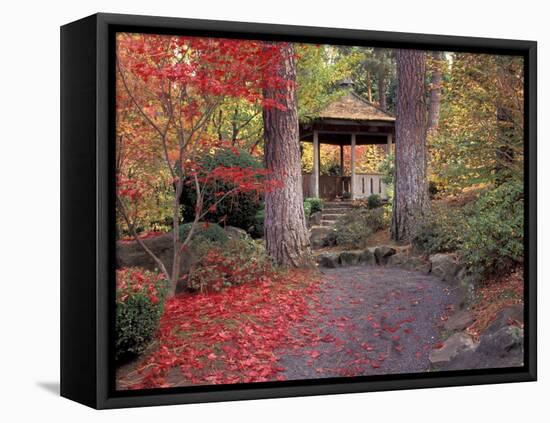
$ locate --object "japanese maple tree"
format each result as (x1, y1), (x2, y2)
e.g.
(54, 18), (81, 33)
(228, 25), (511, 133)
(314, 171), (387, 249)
(116, 33), (289, 295)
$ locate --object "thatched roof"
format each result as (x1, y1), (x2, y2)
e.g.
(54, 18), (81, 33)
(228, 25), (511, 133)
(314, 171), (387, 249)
(317, 92), (395, 122)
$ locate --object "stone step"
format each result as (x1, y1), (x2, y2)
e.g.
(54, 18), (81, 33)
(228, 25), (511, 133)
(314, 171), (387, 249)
(322, 213), (345, 220)
(324, 202), (353, 208)
(323, 207), (352, 213)
(321, 220), (338, 226)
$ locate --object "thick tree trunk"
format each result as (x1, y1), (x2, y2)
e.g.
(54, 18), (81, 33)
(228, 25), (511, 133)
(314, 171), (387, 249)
(263, 43), (313, 268)
(391, 49), (430, 242)
(427, 51), (444, 134)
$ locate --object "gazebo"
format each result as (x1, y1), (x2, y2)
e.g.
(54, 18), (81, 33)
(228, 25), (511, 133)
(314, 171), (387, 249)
(300, 90), (395, 200)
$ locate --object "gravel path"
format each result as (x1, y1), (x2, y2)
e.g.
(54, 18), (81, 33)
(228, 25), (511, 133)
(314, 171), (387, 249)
(277, 266), (457, 380)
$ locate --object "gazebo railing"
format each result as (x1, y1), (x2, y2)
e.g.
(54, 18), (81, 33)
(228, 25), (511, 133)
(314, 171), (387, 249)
(353, 173), (388, 200)
(302, 173), (387, 200)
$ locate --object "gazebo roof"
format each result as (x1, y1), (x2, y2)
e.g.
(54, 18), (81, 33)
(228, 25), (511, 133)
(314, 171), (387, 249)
(317, 91), (395, 122)
(300, 92), (395, 146)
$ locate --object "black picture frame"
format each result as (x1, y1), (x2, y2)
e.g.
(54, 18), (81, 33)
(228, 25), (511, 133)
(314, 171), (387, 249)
(60, 12), (537, 409)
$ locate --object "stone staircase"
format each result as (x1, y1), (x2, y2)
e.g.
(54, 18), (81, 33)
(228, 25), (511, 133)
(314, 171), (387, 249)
(310, 201), (353, 249)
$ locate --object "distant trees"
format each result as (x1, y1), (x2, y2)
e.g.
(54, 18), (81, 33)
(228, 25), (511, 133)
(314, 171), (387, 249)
(429, 54), (524, 192)
(428, 51), (445, 134)
(391, 49), (430, 242)
(263, 43), (314, 268)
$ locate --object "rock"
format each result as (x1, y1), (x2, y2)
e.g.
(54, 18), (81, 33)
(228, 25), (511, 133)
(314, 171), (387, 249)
(387, 254), (431, 273)
(429, 332), (476, 365)
(360, 249), (376, 266)
(484, 304), (524, 334)
(374, 246), (397, 265)
(224, 225), (248, 240)
(434, 305), (525, 371)
(477, 326), (524, 359)
(429, 253), (459, 281)
(340, 250), (361, 266)
(454, 268), (480, 309)
(317, 252), (341, 268)
(309, 211), (322, 226)
(386, 254), (405, 267)
(444, 310), (474, 332)
(117, 232), (198, 292)
(310, 226), (337, 249)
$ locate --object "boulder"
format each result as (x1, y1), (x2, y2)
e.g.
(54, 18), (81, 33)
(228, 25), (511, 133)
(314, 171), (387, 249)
(360, 249), (376, 266)
(454, 268), (480, 309)
(374, 246), (397, 265)
(387, 254), (431, 273)
(224, 225), (248, 240)
(444, 310), (474, 332)
(477, 326), (524, 359)
(433, 305), (524, 371)
(117, 232), (198, 286)
(317, 252), (341, 268)
(442, 327), (524, 371)
(484, 304), (524, 334)
(429, 332), (476, 365)
(429, 253), (460, 281)
(310, 226), (337, 249)
(340, 250), (361, 266)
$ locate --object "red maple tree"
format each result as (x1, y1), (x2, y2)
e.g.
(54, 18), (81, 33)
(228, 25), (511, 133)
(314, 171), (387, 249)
(116, 33), (291, 295)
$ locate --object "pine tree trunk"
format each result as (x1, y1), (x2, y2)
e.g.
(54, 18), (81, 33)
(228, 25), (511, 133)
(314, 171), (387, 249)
(391, 49), (430, 242)
(263, 43), (314, 268)
(428, 51), (444, 134)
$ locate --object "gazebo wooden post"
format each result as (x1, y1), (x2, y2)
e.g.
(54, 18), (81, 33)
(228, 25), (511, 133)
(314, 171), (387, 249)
(351, 132), (356, 200)
(312, 130), (320, 198)
(339, 144), (344, 176)
(387, 132), (393, 156)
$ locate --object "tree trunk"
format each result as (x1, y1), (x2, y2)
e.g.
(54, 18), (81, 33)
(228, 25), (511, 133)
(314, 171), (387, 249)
(378, 69), (387, 111)
(263, 43), (313, 268)
(391, 49), (430, 242)
(427, 51), (444, 134)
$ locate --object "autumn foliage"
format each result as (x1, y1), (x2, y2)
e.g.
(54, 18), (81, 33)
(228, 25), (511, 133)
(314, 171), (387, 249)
(116, 33), (295, 292)
(117, 269), (322, 389)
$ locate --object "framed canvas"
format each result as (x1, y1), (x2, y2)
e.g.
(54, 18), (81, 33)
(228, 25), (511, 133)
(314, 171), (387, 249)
(60, 12), (537, 409)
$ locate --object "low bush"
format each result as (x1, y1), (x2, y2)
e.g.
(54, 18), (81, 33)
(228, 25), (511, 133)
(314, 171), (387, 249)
(304, 197), (323, 214)
(178, 222), (228, 245)
(335, 208), (387, 249)
(116, 268), (169, 360)
(411, 205), (465, 255)
(184, 237), (274, 293)
(367, 194), (383, 209)
(411, 180), (524, 277)
(460, 180), (524, 277)
(303, 201), (312, 219)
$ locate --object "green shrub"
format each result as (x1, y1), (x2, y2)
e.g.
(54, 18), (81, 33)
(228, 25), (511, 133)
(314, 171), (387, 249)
(251, 207), (265, 238)
(185, 237), (273, 292)
(411, 205), (465, 255)
(303, 201), (312, 219)
(178, 222), (228, 245)
(411, 181), (524, 277)
(180, 148), (264, 232)
(304, 197), (323, 214)
(367, 194), (382, 209)
(460, 181), (524, 276)
(116, 268), (169, 361)
(335, 208), (387, 249)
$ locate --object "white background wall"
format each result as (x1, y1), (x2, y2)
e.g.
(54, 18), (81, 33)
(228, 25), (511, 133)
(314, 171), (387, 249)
(0, 0), (546, 421)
